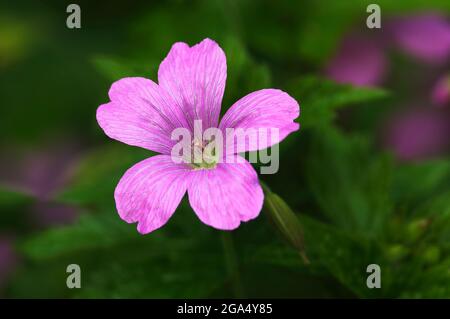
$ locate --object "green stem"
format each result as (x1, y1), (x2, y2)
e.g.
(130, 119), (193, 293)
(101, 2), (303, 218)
(221, 232), (244, 298)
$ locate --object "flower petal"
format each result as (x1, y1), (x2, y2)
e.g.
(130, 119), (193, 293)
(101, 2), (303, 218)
(188, 156), (263, 230)
(383, 108), (450, 161)
(115, 155), (190, 234)
(431, 75), (450, 107)
(97, 77), (187, 154)
(326, 34), (387, 86)
(158, 38), (227, 130)
(390, 13), (450, 63)
(219, 89), (300, 153)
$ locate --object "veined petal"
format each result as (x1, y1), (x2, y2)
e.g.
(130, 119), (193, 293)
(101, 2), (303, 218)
(115, 155), (190, 234)
(97, 77), (187, 154)
(188, 156), (263, 230)
(158, 38), (227, 130)
(219, 89), (300, 153)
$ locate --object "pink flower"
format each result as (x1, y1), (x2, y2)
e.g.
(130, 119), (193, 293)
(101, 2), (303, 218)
(389, 13), (450, 64)
(325, 34), (387, 87)
(384, 108), (450, 161)
(96, 39), (300, 233)
(326, 13), (450, 87)
(432, 75), (450, 107)
(0, 142), (80, 227)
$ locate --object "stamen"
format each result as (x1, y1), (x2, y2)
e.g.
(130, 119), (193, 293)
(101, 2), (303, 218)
(189, 137), (218, 170)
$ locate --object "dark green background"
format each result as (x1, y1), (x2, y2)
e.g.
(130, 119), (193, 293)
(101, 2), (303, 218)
(0, 0), (449, 298)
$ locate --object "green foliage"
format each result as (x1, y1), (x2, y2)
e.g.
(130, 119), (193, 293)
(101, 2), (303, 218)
(56, 144), (151, 208)
(2, 0), (449, 299)
(288, 76), (388, 129)
(305, 127), (393, 237)
(0, 185), (33, 232)
(262, 183), (308, 263)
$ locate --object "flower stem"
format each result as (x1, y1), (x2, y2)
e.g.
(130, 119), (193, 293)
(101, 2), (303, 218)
(221, 232), (244, 298)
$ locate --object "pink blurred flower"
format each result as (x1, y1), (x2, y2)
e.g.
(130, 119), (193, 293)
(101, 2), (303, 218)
(326, 13), (450, 87)
(384, 108), (450, 161)
(0, 142), (80, 227)
(325, 34), (387, 86)
(97, 38), (300, 233)
(432, 75), (450, 106)
(389, 13), (450, 64)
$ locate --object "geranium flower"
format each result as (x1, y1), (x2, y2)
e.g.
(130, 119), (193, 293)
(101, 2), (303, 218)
(384, 108), (450, 161)
(0, 142), (80, 227)
(389, 13), (450, 64)
(326, 13), (450, 87)
(325, 33), (387, 87)
(432, 75), (450, 107)
(96, 38), (300, 233)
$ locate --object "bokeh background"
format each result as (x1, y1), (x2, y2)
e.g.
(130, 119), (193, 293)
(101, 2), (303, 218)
(0, 0), (449, 298)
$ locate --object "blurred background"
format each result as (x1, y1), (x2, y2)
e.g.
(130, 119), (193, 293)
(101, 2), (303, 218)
(0, 0), (449, 298)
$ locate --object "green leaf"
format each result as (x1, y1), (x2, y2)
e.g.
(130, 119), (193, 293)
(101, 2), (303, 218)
(287, 75), (388, 130)
(56, 144), (151, 207)
(248, 214), (377, 297)
(92, 55), (158, 81)
(221, 36), (272, 110)
(21, 212), (137, 261)
(392, 160), (450, 211)
(0, 184), (32, 207)
(305, 127), (393, 237)
(0, 184), (33, 231)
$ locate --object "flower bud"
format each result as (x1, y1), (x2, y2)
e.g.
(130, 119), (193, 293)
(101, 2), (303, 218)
(262, 183), (309, 264)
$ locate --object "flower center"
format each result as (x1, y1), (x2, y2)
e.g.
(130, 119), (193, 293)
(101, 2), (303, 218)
(189, 137), (218, 170)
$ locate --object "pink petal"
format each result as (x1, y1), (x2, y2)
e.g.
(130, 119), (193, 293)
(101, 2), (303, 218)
(158, 38), (227, 130)
(431, 75), (450, 107)
(97, 77), (187, 154)
(326, 34), (387, 86)
(188, 156), (263, 230)
(115, 155), (190, 234)
(384, 108), (450, 161)
(219, 89), (299, 153)
(390, 13), (450, 64)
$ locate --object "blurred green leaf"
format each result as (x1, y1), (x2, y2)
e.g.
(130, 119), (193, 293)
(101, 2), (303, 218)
(288, 76), (388, 130)
(92, 55), (158, 82)
(56, 144), (151, 208)
(392, 160), (450, 211)
(0, 184), (32, 207)
(248, 214), (376, 297)
(305, 127), (393, 237)
(21, 212), (136, 261)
